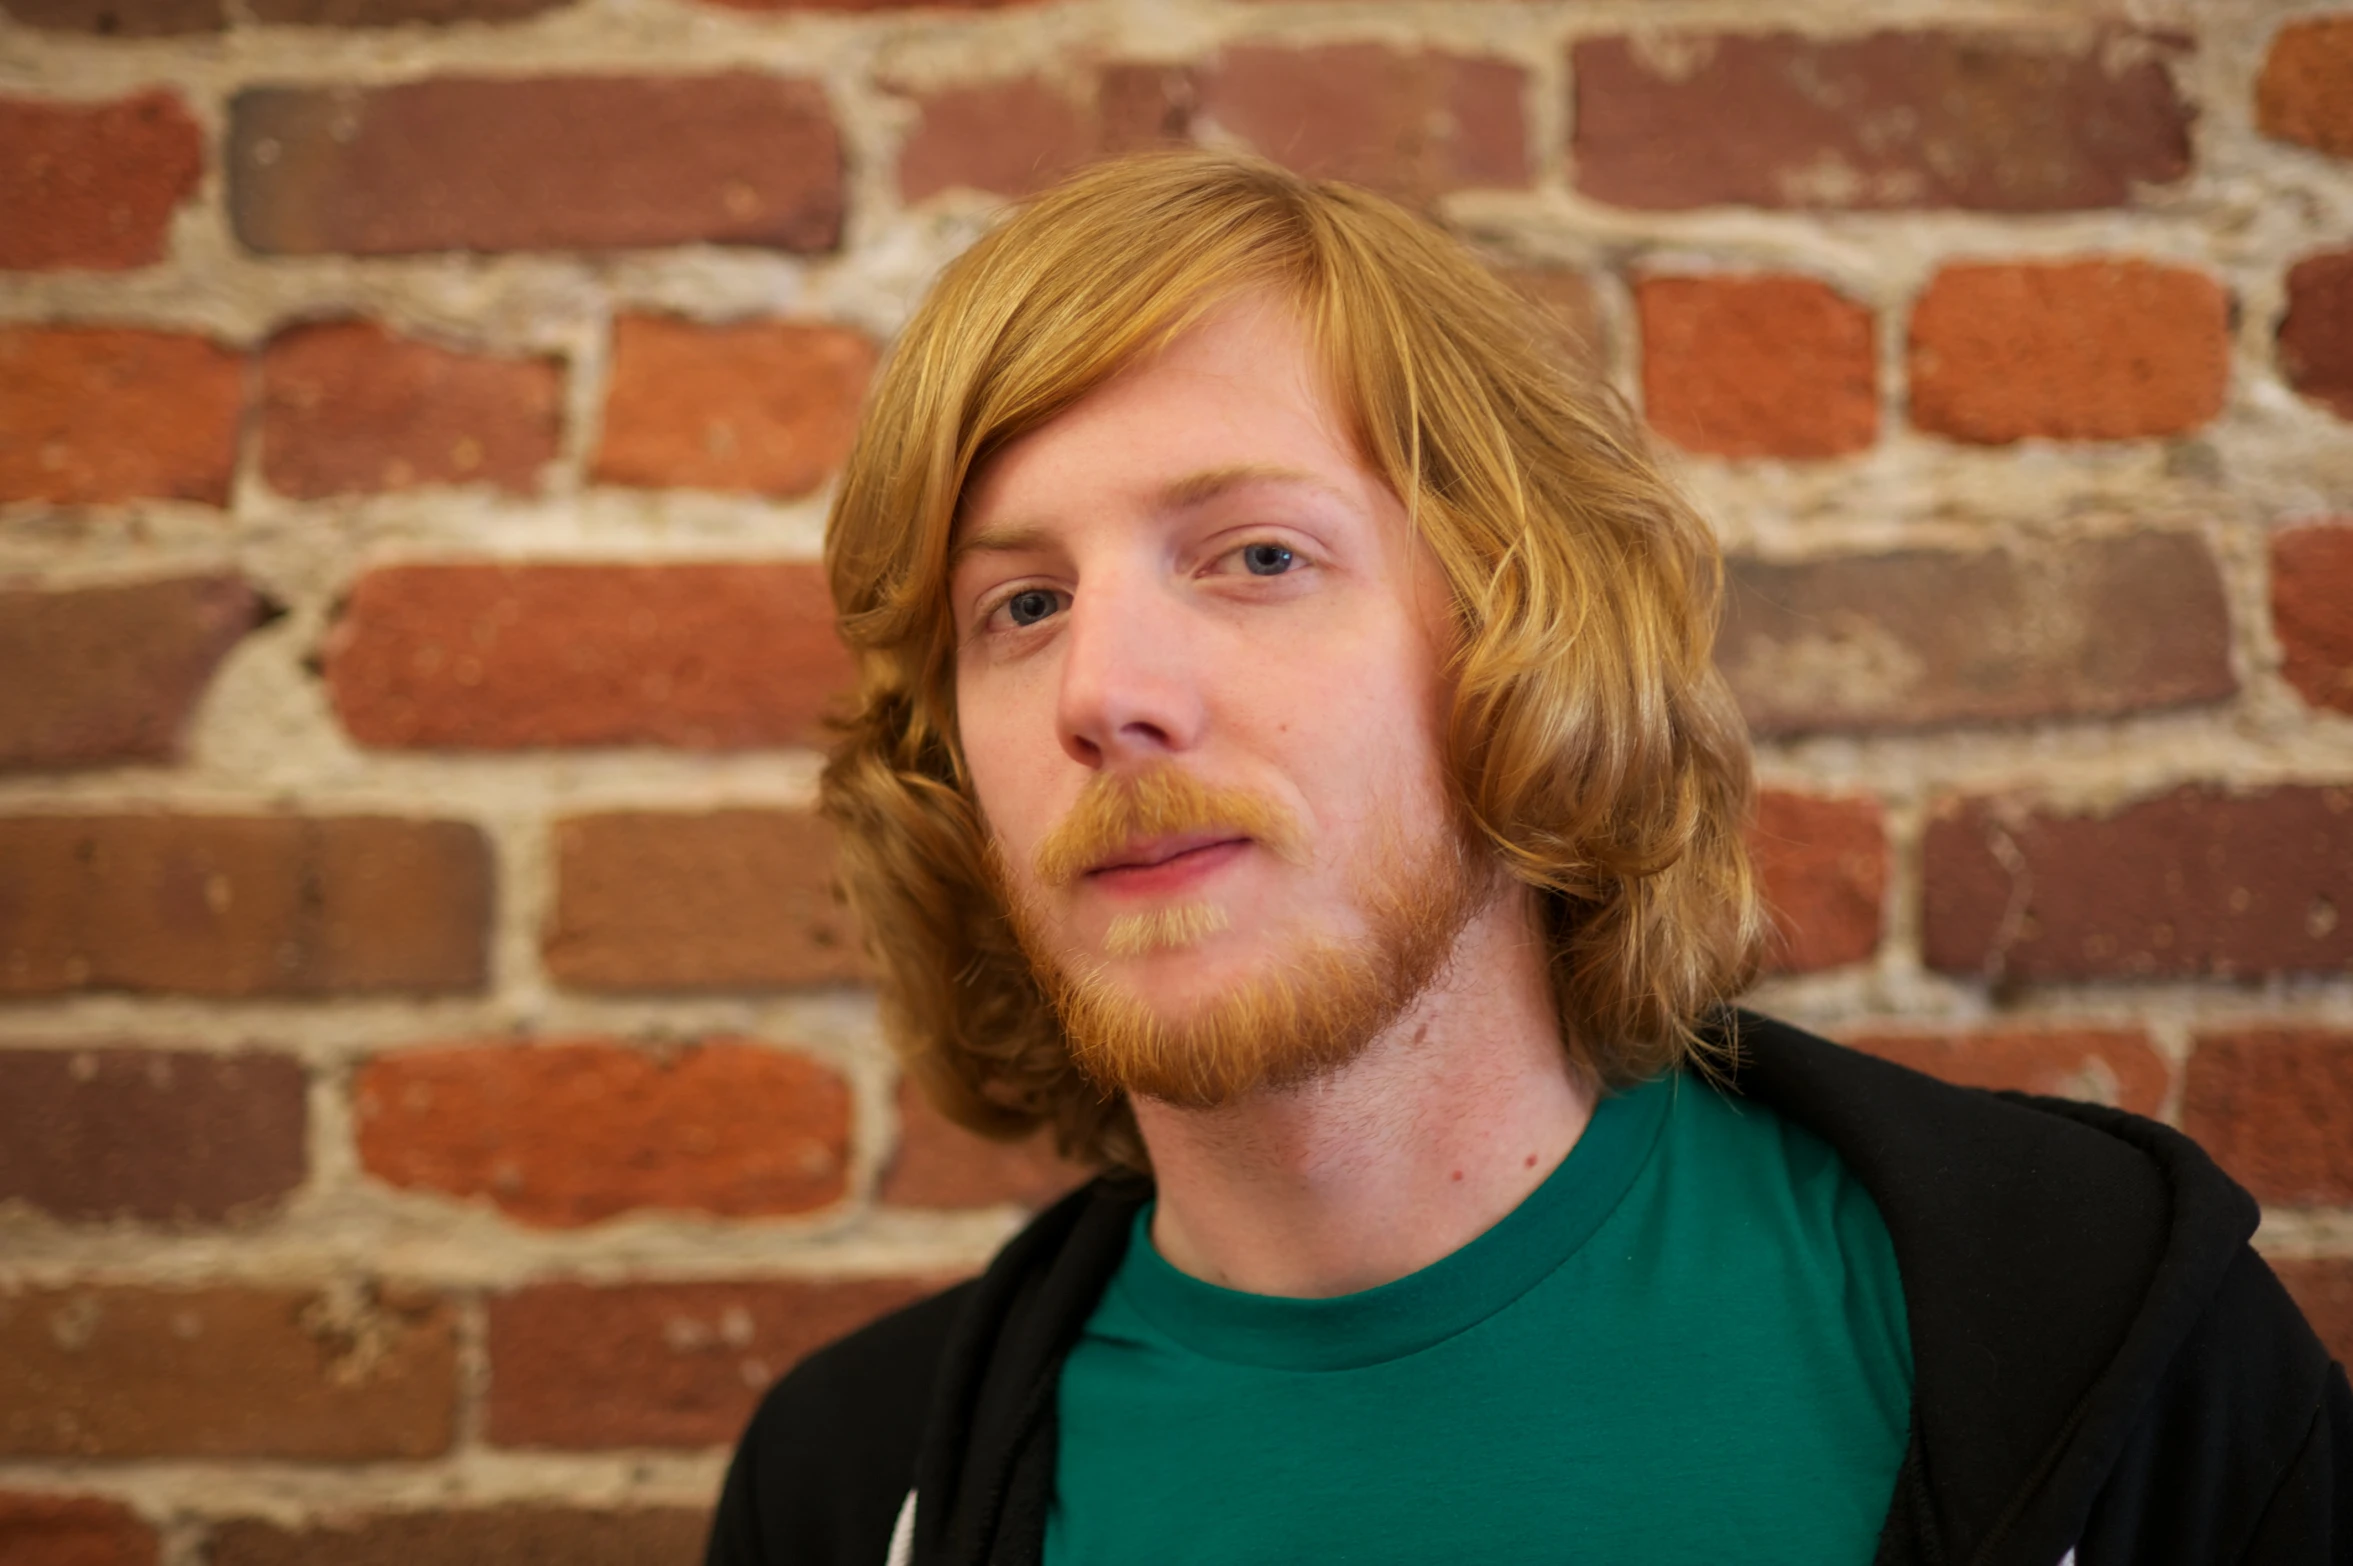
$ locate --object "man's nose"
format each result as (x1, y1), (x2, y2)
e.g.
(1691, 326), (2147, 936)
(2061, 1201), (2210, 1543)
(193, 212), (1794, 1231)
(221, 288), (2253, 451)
(1054, 570), (1204, 770)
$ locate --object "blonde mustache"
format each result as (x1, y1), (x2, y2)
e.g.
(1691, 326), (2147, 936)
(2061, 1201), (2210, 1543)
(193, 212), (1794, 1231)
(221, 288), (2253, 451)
(1032, 767), (1307, 889)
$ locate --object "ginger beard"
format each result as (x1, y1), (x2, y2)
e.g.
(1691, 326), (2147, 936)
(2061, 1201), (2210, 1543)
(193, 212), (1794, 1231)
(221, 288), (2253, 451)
(995, 766), (1492, 1110)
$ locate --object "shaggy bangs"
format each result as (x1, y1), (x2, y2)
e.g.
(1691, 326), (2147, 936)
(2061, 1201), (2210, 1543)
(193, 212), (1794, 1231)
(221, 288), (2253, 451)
(821, 150), (1764, 1171)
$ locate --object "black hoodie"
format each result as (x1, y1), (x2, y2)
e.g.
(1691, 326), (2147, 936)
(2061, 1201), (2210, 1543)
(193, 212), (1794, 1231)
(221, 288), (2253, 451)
(706, 1013), (2352, 1565)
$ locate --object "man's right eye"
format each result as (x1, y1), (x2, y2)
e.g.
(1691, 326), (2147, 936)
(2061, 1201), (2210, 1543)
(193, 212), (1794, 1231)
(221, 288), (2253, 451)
(1004, 588), (1060, 627)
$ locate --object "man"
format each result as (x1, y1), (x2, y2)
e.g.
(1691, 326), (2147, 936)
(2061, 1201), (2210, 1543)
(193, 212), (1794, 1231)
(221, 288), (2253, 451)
(707, 152), (2349, 1565)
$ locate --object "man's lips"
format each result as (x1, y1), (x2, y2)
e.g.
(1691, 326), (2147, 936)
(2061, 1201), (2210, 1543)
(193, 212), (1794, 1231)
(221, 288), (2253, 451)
(1085, 832), (1250, 890)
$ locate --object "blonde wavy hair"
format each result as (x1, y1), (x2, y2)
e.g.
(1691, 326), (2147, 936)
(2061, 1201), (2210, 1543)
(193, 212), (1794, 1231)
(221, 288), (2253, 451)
(822, 151), (1763, 1170)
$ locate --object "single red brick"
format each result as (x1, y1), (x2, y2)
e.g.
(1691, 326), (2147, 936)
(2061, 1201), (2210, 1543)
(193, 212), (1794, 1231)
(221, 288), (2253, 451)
(593, 317), (873, 497)
(0, 91), (202, 271)
(0, 1283), (456, 1459)
(1493, 267), (1608, 374)
(260, 321), (561, 498)
(322, 562), (850, 750)
(1637, 274), (1876, 458)
(1573, 29), (2191, 212)
(0, 815), (491, 997)
(2256, 17), (2353, 160)
(880, 1077), (1092, 1210)
(1201, 44), (1529, 202)
(1719, 534), (2234, 735)
(2270, 1257), (2353, 1367)
(1844, 1028), (2169, 1117)
(228, 75), (841, 257)
(1922, 786), (2353, 981)
(546, 811), (863, 991)
(354, 1038), (851, 1226)
(0, 575), (265, 770)
(1748, 791), (1886, 973)
(2280, 248), (2353, 421)
(1908, 260), (2228, 442)
(0, 1492), (158, 1566)
(2182, 1030), (2353, 1204)
(2274, 521), (2353, 715)
(245, 0), (567, 21)
(0, 327), (243, 506)
(0, 1048), (306, 1223)
(210, 1508), (705, 1566)
(898, 77), (1092, 201)
(1, 0), (221, 32)
(485, 1277), (941, 1448)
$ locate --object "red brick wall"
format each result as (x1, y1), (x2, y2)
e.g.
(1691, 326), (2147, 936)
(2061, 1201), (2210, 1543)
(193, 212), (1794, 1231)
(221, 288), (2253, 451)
(3, 1), (2351, 1553)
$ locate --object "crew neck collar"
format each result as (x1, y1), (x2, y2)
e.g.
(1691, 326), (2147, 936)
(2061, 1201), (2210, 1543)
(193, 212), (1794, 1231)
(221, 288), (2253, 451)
(1112, 1071), (1675, 1371)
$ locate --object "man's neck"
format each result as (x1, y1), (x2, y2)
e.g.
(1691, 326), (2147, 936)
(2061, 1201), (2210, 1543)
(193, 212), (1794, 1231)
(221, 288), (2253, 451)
(1133, 891), (1596, 1299)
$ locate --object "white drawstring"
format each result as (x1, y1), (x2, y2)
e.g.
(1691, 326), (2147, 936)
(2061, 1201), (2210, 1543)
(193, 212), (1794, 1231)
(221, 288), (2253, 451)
(885, 1489), (917, 1566)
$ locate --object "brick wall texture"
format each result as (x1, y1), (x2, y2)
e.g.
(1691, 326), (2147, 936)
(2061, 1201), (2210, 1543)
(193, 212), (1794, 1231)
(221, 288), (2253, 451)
(2, 0), (2350, 1555)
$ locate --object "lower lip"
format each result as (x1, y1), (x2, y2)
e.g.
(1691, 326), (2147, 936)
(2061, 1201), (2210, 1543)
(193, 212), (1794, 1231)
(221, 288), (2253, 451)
(1087, 839), (1249, 897)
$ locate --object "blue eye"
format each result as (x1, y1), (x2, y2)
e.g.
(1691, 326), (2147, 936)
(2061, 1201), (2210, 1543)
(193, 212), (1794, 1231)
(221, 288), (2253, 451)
(1241, 543), (1295, 576)
(1004, 588), (1059, 626)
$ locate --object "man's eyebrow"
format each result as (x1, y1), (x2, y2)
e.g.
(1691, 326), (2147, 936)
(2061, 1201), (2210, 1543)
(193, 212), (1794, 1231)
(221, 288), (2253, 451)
(1155, 462), (1350, 511)
(947, 522), (1057, 577)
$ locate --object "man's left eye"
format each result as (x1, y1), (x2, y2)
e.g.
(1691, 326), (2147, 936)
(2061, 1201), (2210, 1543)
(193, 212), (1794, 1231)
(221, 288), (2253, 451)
(1240, 543), (1295, 576)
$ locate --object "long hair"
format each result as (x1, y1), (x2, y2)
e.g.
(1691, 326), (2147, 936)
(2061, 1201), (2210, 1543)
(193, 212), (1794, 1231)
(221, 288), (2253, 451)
(821, 151), (1763, 1170)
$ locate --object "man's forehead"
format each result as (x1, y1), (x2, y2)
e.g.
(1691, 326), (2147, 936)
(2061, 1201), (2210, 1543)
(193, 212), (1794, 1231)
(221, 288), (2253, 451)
(947, 462), (1354, 570)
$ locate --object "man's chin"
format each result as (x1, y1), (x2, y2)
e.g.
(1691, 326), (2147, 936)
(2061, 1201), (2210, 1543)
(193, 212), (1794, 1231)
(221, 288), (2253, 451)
(1051, 938), (1409, 1110)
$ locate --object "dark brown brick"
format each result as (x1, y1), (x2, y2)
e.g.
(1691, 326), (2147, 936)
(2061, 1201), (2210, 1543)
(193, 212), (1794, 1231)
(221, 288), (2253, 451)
(0, 1048), (306, 1223)
(1097, 63), (1198, 156)
(546, 811), (863, 991)
(0, 327), (243, 506)
(2271, 1258), (2353, 1367)
(2256, 17), (2353, 161)
(1909, 260), (2229, 442)
(0, 815), (490, 998)
(1922, 786), (2353, 982)
(898, 77), (1091, 202)
(260, 321), (562, 498)
(485, 1278), (939, 1448)
(0, 0), (221, 33)
(0, 1492), (158, 1566)
(2183, 1030), (2353, 1205)
(354, 1039), (851, 1226)
(211, 1508), (704, 1566)
(895, 64), (1205, 202)
(322, 562), (850, 750)
(0, 91), (203, 271)
(229, 76), (841, 257)
(881, 1077), (1092, 1210)
(1719, 534), (2234, 736)
(1573, 29), (2191, 211)
(1637, 274), (1877, 458)
(0, 575), (265, 770)
(2280, 248), (2353, 421)
(593, 316), (873, 497)
(1748, 790), (1885, 973)
(1844, 1027), (2168, 1117)
(0, 1283), (456, 1459)
(245, 0), (567, 22)
(2274, 521), (2353, 715)
(696, 0), (1043, 10)
(1202, 44), (1529, 202)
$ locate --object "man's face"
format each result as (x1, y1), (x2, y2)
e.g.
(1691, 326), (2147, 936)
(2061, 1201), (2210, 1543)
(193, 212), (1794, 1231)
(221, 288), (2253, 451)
(949, 294), (1482, 1105)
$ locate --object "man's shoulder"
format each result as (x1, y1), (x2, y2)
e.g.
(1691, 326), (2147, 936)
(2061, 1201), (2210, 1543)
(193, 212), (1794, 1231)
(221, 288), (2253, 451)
(1721, 1010), (2349, 1562)
(707, 1280), (973, 1566)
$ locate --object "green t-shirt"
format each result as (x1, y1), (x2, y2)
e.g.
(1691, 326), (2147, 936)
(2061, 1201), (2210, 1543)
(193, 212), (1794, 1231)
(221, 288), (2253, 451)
(1045, 1072), (1913, 1564)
